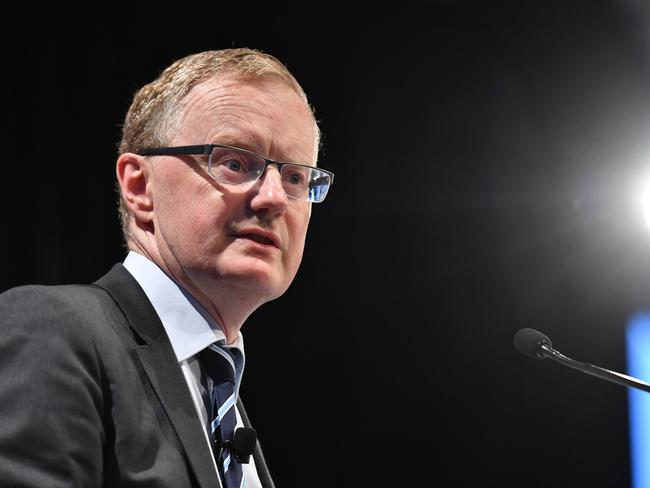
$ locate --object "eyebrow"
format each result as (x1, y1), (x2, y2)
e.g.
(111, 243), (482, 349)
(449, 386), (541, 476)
(211, 130), (266, 154)
(211, 128), (315, 166)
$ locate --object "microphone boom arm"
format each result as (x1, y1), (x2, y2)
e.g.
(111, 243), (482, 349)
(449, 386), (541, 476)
(540, 344), (650, 393)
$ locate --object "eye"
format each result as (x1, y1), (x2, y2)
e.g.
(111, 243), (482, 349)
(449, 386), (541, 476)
(214, 150), (251, 173)
(225, 159), (242, 172)
(282, 166), (309, 187)
(287, 172), (303, 185)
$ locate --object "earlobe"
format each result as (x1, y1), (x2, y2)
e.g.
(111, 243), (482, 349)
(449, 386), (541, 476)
(116, 153), (154, 223)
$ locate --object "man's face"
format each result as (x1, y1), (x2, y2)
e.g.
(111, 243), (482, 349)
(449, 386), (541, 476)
(146, 75), (317, 316)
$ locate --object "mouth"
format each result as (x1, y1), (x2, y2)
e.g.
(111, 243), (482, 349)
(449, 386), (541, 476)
(235, 228), (281, 249)
(240, 233), (274, 246)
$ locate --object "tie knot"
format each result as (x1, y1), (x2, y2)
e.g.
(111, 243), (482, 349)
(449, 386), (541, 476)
(198, 346), (235, 383)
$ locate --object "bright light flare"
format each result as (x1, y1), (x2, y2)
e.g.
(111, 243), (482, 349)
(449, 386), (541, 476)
(633, 175), (650, 230)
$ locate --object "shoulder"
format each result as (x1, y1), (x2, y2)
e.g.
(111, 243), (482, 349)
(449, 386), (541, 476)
(0, 282), (122, 351)
(0, 282), (113, 322)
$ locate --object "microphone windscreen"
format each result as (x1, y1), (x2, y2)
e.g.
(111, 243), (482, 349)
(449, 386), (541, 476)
(514, 328), (551, 360)
(233, 427), (257, 456)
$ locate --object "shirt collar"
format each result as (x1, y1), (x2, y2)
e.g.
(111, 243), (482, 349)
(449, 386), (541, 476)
(122, 251), (245, 371)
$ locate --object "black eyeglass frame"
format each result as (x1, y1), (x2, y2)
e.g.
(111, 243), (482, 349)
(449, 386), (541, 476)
(138, 143), (334, 203)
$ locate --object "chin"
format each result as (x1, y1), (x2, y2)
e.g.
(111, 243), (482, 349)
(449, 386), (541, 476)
(226, 263), (292, 300)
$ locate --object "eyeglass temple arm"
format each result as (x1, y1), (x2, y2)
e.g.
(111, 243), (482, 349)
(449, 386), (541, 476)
(138, 145), (214, 156)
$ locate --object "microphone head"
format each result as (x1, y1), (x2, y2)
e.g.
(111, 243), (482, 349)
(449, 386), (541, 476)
(514, 328), (552, 360)
(231, 427), (257, 463)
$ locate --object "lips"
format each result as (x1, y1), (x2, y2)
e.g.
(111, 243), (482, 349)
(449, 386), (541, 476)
(235, 228), (281, 248)
(241, 233), (273, 245)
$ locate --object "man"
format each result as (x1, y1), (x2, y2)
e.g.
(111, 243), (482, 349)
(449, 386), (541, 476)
(0, 48), (334, 487)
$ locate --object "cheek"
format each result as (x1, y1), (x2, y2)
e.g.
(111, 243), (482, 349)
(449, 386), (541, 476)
(156, 179), (229, 245)
(285, 211), (311, 265)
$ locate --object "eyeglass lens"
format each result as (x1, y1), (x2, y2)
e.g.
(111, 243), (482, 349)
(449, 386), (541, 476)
(208, 146), (331, 202)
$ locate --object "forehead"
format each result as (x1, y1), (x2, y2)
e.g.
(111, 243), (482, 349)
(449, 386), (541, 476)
(176, 75), (318, 163)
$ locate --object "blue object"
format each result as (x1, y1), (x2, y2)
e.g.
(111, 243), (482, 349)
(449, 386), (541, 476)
(627, 313), (650, 488)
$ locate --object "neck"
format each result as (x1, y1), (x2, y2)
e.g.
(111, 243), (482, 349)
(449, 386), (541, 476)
(126, 237), (259, 345)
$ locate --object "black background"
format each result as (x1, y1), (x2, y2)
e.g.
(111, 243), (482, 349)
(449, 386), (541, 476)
(5, 1), (650, 486)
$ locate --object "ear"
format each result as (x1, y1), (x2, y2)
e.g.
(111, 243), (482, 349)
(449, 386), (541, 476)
(116, 152), (154, 224)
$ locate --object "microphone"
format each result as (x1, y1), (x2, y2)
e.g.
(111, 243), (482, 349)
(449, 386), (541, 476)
(223, 427), (257, 464)
(513, 327), (650, 393)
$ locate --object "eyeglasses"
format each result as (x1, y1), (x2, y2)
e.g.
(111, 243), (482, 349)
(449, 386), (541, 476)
(138, 144), (334, 203)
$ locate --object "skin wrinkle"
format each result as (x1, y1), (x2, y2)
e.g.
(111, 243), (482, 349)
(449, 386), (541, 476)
(181, 78), (317, 164)
(121, 74), (317, 343)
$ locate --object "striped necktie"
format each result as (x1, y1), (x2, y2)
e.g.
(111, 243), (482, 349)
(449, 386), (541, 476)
(199, 344), (244, 488)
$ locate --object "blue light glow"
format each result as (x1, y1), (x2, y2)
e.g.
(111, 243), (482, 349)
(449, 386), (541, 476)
(627, 313), (650, 488)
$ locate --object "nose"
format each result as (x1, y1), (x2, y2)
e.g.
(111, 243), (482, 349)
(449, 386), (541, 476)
(249, 165), (289, 216)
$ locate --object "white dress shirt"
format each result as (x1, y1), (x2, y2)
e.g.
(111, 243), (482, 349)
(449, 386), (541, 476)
(123, 251), (262, 488)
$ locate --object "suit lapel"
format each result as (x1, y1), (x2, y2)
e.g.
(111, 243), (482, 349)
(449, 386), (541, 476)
(135, 339), (220, 488)
(95, 264), (221, 488)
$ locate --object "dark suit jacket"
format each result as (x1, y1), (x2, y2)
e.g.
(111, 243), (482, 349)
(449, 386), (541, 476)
(0, 264), (274, 487)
